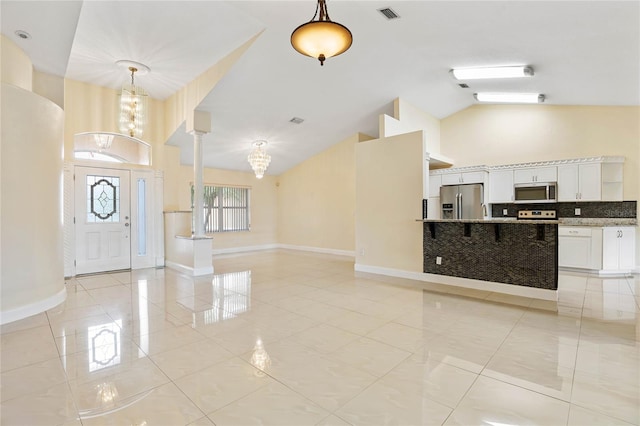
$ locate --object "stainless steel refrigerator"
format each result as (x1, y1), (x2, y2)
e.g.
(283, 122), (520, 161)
(440, 184), (484, 219)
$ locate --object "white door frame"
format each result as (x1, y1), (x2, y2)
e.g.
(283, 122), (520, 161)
(64, 162), (164, 277)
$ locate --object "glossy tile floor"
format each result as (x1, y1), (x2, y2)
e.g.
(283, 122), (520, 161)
(1, 250), (639, 425)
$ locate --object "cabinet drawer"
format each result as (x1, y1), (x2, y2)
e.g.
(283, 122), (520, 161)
(559, 227), (592, 237)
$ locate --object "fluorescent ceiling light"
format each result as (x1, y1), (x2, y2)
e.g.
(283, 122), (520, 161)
(474, 93), (545, 104)
(451, 66), (533, 80)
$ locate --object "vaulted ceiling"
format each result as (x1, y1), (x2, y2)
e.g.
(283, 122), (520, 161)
(3, 1), (639, 176)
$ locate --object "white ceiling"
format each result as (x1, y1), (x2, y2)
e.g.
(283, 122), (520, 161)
(3, 1), (639, 176)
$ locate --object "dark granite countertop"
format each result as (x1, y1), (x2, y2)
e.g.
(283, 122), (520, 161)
(558, 218), (637, 227)
(417, 217), (637, 226)
(417, 218), (560, 224)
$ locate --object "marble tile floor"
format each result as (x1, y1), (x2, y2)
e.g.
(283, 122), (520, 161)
(1, 249), (639, 425)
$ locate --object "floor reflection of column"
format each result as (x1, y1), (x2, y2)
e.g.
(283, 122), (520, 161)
(138, 279), (149, 357)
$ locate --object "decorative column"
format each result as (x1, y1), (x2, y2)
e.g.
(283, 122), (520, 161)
(192, 130), (205, 237)
(163, 110), (214, 276)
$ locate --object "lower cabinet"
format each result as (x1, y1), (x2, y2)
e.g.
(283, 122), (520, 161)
(558, 227), (602, 270)
(559, 226), (637, 274)
(602, 226), (636, 273)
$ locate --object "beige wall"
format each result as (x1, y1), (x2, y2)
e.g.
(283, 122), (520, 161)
(33, 70), (64, 109)
(2, 83), (65, 320)
(441, 105), (640, 200)
(63, 79), (165, 165)
(394, 98), (442, 154)
(1, 35), (32, 91)
(175, 165), (279, 250)
(277, 134), (360, 253)
(355, 131), (424, 272)
(442, 104), (640, 269)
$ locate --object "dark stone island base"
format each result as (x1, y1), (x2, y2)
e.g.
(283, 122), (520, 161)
(422, 220), (558, 290)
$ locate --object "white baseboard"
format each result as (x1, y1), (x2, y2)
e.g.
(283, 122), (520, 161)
(212, 244), (279, 255)
(0, 287), (67, 325)
(354, 263), (557, 301)
(278, 244), (355, 258)
(211, 243), (355, 258)
(165, 260), (214, 276)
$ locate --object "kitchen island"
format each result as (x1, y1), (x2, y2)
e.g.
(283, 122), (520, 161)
(419, 218), (558, 298)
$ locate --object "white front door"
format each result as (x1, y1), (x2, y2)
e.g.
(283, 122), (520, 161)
(75, 167), (131, 274)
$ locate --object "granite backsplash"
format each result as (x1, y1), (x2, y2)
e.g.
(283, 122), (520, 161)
(491, 201), (637, 219)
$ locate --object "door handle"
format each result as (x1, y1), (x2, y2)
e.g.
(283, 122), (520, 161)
(125, 223), (130, 227)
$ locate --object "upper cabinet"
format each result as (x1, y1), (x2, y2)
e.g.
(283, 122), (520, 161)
(489, 169), (514, 203)
(557, 158), (624, 201)
(441, 170), (487, 185)
(430, 156), (623, 203)
(513, 166), (557, 184)
(429, 167), (489, 198)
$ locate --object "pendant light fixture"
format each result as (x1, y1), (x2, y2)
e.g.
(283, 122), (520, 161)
(291, 0), (352, 66)
(116, 60), (149, 138)
(247, 140), (271, 179)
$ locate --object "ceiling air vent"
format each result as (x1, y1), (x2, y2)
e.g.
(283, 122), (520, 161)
(378, 7), (400, 20)
(289, 117), (304, 124)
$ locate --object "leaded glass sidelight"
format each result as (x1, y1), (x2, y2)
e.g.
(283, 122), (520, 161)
(87, 175), (120, 222)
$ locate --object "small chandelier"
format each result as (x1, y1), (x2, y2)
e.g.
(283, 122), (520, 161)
(117, 60), (149, 138)
(247, 140), (271, 179)
(93, 133), (114, 152)
(291, 0), (352, 66)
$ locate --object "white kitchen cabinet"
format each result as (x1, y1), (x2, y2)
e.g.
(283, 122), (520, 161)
(602, 226), (636, 273)
(558, 226), (602, 270)
(558, 163), (602, 201)
(427, 196), (440, 219)
(441, 171), (486, 185)
(488, 169), (514, 203)
(557, 160), (623, 202)
(429, 174), (442, 198)
(513, 166), (557, 184)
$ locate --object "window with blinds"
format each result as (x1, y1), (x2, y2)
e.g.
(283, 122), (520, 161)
(191, 185), (250, 233)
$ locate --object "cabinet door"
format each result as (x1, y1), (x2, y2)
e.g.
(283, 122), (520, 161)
(558, 227), (592, 269)
(461, 171), (486, 184)
(602, 227), (620, 270)
(513, 169), (536, 184)
(618, 227), (636, 270)
(489, 170), (514, 203)
(429, 174), (442, 198)
(578, 163), (601, 201)
(536, 166), (558, 182)
(558, 164), (579, 201)
(441, 173), (461, 185)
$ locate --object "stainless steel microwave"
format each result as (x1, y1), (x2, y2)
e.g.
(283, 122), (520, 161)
(514, 182), (557, 203)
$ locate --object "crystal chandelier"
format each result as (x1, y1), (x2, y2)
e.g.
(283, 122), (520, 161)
(93, 133), (114, 151)
(117, 61), (149, 138)
(291, 0), (352, 66)
(247, 140), (271, 179)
